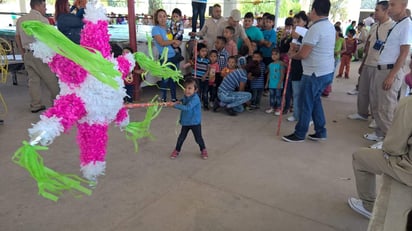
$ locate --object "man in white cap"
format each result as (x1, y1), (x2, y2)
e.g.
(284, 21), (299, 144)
(217, 9), (254, 56)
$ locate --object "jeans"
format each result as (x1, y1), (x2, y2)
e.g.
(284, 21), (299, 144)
(124, 85), (134, 103)
(198, 79), (209, 107)
(283, 78), (292, 111)
(209, 85), (217, 102)
(160, 56), (178, 101)
(175, 124), (206, 152)
(218, 89), (251, 113)
(191, 2), (206, 32)
(294, 72), (333, 139)
(269, 88), (282, 108)
(291, 80), (302, 119)
(251, 88), (263, 107)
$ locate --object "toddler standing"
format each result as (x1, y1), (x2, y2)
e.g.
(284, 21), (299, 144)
(170, 78), (208, 160)
(265, 48), (284, 115)
(337, 29), (357, 79)
(249, 51), (266, 109)
(208, 50), (220, 107)
(190, 43), (210, 109)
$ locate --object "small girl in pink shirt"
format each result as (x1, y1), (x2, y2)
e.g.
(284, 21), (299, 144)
(208, 50), (220, 104)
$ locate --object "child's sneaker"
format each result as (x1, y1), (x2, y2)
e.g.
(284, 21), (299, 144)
(170, 149), (179, 159)
(274, 109), (281, 116)
(201, 149), (208, 160)
(265, 108), (274, 114)
(245, 106), (253, 112)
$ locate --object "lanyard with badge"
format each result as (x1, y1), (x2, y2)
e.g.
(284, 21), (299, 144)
(375, 17), (409, 53)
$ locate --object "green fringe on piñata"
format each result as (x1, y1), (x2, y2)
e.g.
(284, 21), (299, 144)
(12, 141), (92, 202)
(125, 96), (163, 152)
(134, 34), (184, 90)
(21, 20), (120, 89)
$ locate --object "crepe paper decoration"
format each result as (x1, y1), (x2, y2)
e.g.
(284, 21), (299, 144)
(21, 20), (119, 89)
(134, 34), (184, 90)
(12, 141), (92, 202)
(13, 1), (180, 201)
(124, 97), (163, 152)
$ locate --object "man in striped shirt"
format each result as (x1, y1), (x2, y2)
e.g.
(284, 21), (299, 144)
(216, 57), (260, 115)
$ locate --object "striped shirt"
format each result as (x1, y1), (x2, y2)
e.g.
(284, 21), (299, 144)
(217, 48), (229, 71)
(250, 62), (266, 89)
(219, 69), (247, 92)
(192, 56), (209, 79)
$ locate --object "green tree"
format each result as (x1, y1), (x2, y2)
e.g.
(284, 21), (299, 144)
(148, 0), (163, 15)
(240, 0), (300, 18)
(329, 0), (348, 22)
(361, 0), (378, 9)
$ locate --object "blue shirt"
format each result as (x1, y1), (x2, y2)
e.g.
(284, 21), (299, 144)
(260, 29), (277, 58)
(219, 69), (247, 92)
(174, 94), (202, 126)
(152, 25), (176, 59)
(268, 62), (284, 89)
(250, 62), (266, 89)
(238, 26), (264, 49)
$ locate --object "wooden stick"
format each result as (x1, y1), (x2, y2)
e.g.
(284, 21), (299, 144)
(277, 58), (292, 136)
(123, 101), (175, 109)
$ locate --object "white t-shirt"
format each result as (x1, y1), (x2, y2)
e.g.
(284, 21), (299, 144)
(301, 18), (335, 77)
(378, 17), (412, 65)
(364, 16), (375, 27)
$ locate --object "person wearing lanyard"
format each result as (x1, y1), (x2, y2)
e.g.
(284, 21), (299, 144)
(282, 0), (335, 143)
(347, 1), (394, 128)
(364, 0), (412, 150)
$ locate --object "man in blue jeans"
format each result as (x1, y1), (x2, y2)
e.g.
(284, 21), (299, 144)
(282, 0), (335, 142)
(191, 0), (207, 33)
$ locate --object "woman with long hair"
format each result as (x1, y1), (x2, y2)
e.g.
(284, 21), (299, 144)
(151, 9), (182, 102)
(55, 0), (84, 44)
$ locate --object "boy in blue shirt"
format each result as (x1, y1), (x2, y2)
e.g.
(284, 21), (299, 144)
(170, 78), (208, 160)
(260, 13), (277, 65)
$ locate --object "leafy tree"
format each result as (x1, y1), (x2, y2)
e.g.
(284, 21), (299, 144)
(148, 0), (163, 15)
(361, 0), (378, 9)
(240, 0), (300, 18)
(329, 0), (348, 22)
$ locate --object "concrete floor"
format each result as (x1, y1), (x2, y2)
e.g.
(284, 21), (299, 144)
(0, 62), (374, 231)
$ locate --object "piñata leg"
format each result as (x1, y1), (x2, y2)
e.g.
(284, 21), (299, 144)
(77, 122), (109, 182)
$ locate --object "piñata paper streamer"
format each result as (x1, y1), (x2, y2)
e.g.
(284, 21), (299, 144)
(12, 141), (92, 202)
(124, 97), (163, 152)
(134, 34), (184, 90)
(13, 1), (184, 201)
(21, 20), (119, 89)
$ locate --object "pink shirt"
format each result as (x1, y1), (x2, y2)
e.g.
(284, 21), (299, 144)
(225, 39), (238, 56)
(208, 62), (220, 85)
